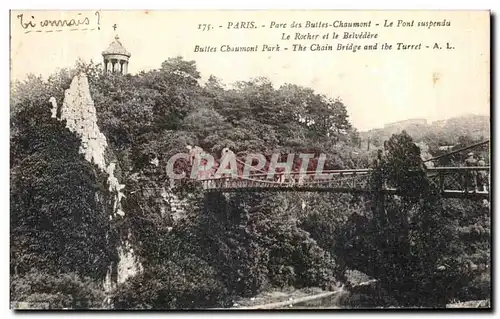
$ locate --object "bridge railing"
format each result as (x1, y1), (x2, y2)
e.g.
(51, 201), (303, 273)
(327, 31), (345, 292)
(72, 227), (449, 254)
(199, 166), (490, 196)
(426, 166), (490, 172)
(425, 166), (490, 193)
(200, 169), (372, 190)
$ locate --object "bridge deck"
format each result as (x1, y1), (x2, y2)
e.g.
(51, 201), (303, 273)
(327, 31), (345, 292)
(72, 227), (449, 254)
(203, 185), (489, 199)
(199, 167), (490, 200)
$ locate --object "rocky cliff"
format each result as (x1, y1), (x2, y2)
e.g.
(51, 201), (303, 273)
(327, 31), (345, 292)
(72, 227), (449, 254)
(51, 73), (142, 291)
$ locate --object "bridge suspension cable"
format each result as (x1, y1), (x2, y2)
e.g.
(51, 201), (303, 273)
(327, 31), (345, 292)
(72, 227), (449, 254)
(423, 139), (489, 163)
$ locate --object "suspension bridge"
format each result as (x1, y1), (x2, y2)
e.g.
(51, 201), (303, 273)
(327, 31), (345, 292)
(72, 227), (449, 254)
(198, 141), (490, 200)
(200, 166), (489, 199)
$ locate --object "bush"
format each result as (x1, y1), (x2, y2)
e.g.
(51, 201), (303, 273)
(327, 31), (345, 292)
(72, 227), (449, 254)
(200, 193), (338, 294)
(10, 271), (106, 309)
(265, 224), (336, 290)
(457, 268), (491, 301)
(216, 236), (271, 297)
(112, 256), (231, 309)
(341, 281), (399, 308)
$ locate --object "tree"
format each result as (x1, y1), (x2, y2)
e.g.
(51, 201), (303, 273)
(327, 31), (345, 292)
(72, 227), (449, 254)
(11, 271), (106, 309)
(334, 131), (481, 307)
(10, 100), (115, 280)
(14, 56), (489, 309)
(112, 258), (230, 309)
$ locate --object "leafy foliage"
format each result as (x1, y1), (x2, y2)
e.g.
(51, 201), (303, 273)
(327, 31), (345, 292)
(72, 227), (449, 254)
(10, 98), (116, 280)
(333, 131), (490, 307)
(10, 271), (106, 309)
(361, 115), (489, 152)
(10, 57), (490, 309)
(112, 257), (230, 309)
(162, 192), (338, 298)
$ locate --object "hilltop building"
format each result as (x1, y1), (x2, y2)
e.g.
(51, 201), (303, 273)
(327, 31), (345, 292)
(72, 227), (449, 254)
(102, 35), (131, 74)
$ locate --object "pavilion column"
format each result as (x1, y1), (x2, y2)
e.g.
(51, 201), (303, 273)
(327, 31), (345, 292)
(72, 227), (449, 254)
(111, 60), (117, 72)
(102, 34), (131, 75)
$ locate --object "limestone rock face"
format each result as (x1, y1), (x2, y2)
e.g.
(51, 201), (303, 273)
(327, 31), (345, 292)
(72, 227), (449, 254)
(49, 97), (58, 119)
(60, 74), (108, 171)
(53, 73), (141, 291)
(117, 233), (143, 284)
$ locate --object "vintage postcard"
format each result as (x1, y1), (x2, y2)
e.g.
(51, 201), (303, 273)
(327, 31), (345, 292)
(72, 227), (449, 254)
(10, 10), (490, 310)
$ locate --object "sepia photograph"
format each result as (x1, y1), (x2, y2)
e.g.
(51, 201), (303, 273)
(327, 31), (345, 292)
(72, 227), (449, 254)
(9, 9), (491, 310)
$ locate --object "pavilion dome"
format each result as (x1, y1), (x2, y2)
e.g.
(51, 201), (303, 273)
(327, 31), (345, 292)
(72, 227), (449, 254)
(102, 35), (131, 58)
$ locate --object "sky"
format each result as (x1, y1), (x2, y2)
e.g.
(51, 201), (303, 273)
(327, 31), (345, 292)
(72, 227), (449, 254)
(10, 10), (490, 131)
